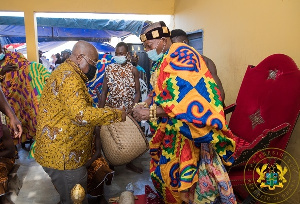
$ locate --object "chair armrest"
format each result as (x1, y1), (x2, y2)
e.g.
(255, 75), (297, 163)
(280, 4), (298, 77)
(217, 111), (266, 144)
(224, 103), (236, 115)
(232, 123), (290, 167)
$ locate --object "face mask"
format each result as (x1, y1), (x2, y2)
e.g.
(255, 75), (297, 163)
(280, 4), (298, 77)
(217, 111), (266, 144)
(147, 49), (163, 62)
(146, 39), (164, 61)
(114, 55), (127, 64)
(85, 64), (97, 81)
(0, 52), (5, 61)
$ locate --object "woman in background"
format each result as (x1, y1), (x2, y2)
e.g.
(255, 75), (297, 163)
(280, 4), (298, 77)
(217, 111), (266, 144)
(0, 43), (50, 149)
(99, 42), (142, 173)
(0, 86), (22, 203)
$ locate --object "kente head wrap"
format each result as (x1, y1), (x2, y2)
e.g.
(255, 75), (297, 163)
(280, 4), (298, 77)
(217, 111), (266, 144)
(140, 21), (171, 42)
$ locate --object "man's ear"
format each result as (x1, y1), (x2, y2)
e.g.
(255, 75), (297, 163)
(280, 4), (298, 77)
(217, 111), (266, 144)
(75, 54), (83, 66)
(161, 37), (167, 45)
(76, 54), (83, 60)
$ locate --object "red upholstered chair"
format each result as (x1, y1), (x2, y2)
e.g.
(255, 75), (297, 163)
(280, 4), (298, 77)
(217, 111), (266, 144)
(224, 54), (300, 202)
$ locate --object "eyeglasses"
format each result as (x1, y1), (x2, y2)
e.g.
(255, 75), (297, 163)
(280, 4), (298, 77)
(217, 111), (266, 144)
(81, 54), (97, 67)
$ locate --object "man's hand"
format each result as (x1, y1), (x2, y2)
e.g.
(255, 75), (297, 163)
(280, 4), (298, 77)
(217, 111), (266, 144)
(127, 109), (133, 116)
(132, 106), (150, 122)
(117, 108), (126, 122)
(9, 116), (22, 138)
(0, 64), (18, 76)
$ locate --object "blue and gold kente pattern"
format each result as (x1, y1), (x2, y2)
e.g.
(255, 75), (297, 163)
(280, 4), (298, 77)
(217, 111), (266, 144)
(149, 43), (236, 203)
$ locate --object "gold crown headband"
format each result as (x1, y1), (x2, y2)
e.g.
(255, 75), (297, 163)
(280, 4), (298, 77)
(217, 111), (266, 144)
(140, 26), (170, 42)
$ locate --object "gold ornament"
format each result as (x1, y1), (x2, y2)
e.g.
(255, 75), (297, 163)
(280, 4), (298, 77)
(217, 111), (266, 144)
(140, 34), (147, 42)
(133, 102), (148, 109)
(162, 26), (169, 33)
(150, 69), (158, 90)
(71, 184), (85, 204)
(152, 30), (159, 38)
(149, 104), (158, 122)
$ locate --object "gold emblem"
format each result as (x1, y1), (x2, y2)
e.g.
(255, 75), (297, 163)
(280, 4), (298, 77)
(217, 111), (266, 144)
(256, 163), (288, 190)
(140, 34), (147, 42)
(162, 26), (169, 33)
(152, 30), (159, 38)
(244, 148), (299, 203)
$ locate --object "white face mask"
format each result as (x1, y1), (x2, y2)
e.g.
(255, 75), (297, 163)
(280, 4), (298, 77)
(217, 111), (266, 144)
(146, 39), (164, 61)
(114, 55), (127, 64)
(147, 49), (163, 62)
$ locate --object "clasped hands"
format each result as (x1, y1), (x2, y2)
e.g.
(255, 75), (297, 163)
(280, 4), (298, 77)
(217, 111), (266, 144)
(116, 107), (127, 122)
(132, 104), (150, 122)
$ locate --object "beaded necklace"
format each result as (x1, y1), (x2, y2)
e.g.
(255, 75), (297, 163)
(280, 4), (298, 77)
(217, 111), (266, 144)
(150, 50), (169, 75)
(149, 50), (169, 92)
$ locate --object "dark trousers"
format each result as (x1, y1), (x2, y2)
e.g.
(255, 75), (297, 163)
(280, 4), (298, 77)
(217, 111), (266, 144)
(43, 166), (88, 204)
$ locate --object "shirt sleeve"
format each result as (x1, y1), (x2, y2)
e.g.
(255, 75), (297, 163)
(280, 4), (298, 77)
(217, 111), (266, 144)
(60, 72), (122, 127)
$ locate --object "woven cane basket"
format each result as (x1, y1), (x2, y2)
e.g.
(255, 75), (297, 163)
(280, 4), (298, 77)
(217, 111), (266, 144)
(100, 115), (149, 166)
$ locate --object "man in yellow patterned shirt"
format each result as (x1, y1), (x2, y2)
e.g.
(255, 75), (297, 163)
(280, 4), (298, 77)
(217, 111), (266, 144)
(34, 41), (125, 204)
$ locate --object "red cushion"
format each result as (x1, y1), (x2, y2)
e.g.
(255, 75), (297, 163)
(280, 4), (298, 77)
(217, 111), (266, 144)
(231, 123), (290, 166)
(229, 123), (289, 186)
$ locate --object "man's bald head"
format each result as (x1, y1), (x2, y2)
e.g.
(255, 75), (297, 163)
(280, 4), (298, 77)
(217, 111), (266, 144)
(71, 41), (98, 61)
(69, 41), (98, 76)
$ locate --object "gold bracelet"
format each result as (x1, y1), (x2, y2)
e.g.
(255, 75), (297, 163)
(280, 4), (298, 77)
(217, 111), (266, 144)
(149, 104), (158, 122)
(133, 102), (148, 108)
(142, 102), (149, 108)
(153, 104), (157, 120)
(149, 107), (153, 119)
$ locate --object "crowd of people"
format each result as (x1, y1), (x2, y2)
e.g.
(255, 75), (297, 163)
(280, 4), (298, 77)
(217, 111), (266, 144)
(0, 21), (237, 204)
(38, 49), (72, 73)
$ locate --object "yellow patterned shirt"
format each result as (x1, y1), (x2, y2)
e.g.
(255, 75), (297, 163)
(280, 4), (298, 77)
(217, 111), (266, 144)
(35, 59), (122, 170)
